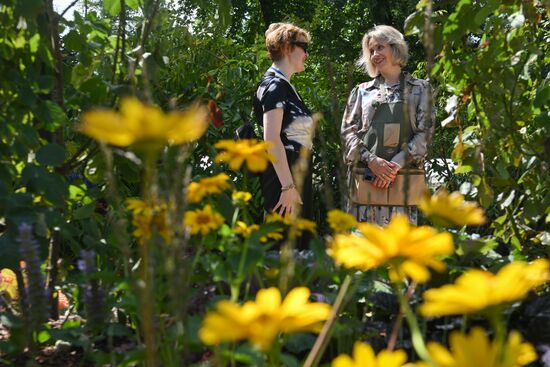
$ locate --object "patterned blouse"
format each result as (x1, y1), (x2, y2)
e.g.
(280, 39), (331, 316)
(254, 69), (313, 151)
(341, 72), (435, 169)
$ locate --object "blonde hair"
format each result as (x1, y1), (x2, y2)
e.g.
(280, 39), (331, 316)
(265, 22), (311, 61)
(357, 25), (409, 78)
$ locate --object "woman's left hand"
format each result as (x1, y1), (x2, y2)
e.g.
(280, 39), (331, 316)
(373, 176), (392, 189)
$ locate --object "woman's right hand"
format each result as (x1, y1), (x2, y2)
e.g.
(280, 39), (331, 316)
(368, 157), (398, 187)
(274, 188), (303, 216)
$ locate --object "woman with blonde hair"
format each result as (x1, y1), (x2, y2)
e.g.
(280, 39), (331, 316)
(341, 25), (434, 225)
(253, 22), (313, 248)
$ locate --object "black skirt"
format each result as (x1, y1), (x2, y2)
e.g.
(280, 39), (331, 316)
(260, 147), (313, 250)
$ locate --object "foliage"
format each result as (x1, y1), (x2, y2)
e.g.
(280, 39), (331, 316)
(0, 0), (549, 366)
(406, 0), (550, 253)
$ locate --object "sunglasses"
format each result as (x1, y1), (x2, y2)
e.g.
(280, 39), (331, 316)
(292, 41), (309, 54)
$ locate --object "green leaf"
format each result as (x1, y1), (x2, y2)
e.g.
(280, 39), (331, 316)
(37, 330), (51, 343)
(36, 101), (68, 132)
(103, 0), (121, 16)
(36, 143), (66, 167)
(15, 0), (43, 18)
(0, 235), (19, 269)
(29, 33), (40, 54)
(478, 177), (494, 208)
(37, 75), (54, 93)
(42, 173), (68, 207)
(73, 203), (96, 220)
(71, 63), (94, 87)
(285, 333), (317, 354)
(69, 184), (92, 204)
(473, 5), (496, 27)
(510, 235), (522, 251)
(404, 10), (424, 36)
(0, 314), (23, 329)
(64, 30), (85, 52)
(21, 168), (68, 207)
(454, 164), (472, 174)
(106, 323), (132, 337)
(80, 77), (109, 104)
(125, 0), (140, 10)
(280, 354), (300, 367)
(18, 125), (41, 149)
(216, 0), (232, 30)
(534, 84), (549, 108)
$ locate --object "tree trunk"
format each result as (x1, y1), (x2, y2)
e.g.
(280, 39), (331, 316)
(45, 0), (65, 145)
(372, 0), (393, 26)
(258, 0), (276, 29)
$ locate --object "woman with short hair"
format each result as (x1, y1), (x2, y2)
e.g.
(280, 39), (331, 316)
(341, 25), (435, 225)
(253, 22), (314, 248)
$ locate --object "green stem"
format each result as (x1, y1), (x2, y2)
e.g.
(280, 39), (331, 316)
(268, 337), (282, 366)
(397, 286), (433, 364)
(253, 268), (265, 289)
(190, 236), (206, 274)
(214, 346), (226, 367)
(231, 237), (250, 301)
(304, 274), (354, 367)
(461, 315), (468, 332)
(388, 282), (417, 351)
(488, 310), (507, 362)
(100, 144), (130, 278)
(231, 207), (240, 228)
(139, 151), (159, 367)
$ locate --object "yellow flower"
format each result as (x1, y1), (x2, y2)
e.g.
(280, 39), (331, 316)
(327, 209), (357, 233)
(420, 259), (550, 317)
(199, 287), (331, 351)
(265, 212), (316, 235)
(328, 214), (454, 283)
(332, 342), (410, 367)
(295, 218), (317, 236)
(0, 268), (18, 299)
(265, 212), (292, 225)
(183, 205), (225, 235)
(214, 139), (275, 172)
(80, 97), (208, 148)
(415, 327), (537, 367)
(127, 198), (171, 244)
(187, 173), (231, 203)
(233, 221), (260, 238)
(419, 189), (486, 227)
(261, 212), (315, 240)
(260, 229), (284, 243)
(127, 198), (150, 215)
(232, 191), (252, 203)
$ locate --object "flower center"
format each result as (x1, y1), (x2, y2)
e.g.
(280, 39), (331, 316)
(196, 213), (212, 225)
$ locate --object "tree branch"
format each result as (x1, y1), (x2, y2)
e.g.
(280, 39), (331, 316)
(60, 0), (79, 18)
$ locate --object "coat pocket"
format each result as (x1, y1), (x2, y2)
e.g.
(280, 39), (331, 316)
(383, 123), (400, 147)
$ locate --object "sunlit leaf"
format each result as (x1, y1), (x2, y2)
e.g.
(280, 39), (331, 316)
(404, 10), (423, 36)
(103, 0), (120, 16)
(126, 0), (140, 10)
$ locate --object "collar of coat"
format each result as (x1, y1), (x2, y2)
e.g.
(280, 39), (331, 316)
(361, 71), (423, 90)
